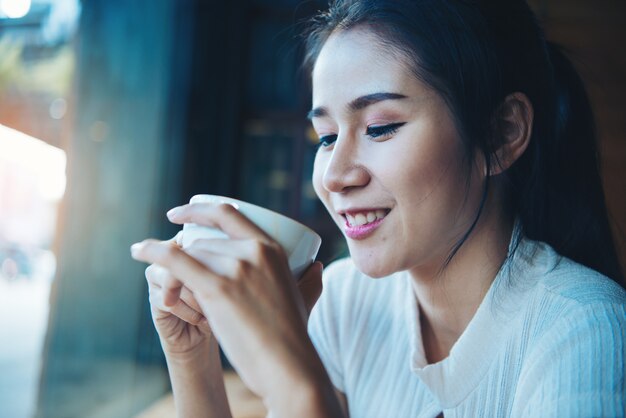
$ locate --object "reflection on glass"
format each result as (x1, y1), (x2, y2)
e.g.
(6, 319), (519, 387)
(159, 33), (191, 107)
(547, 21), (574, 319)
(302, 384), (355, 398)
(0, 124), (66, 418)
(0, 1), (78, 416)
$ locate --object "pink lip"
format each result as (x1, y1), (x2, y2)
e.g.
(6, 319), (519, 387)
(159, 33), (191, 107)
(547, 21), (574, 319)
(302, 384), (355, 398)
(343, 217), (386, 240)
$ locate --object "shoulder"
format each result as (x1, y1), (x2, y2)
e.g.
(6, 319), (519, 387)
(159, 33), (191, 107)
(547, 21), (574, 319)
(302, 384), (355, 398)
(506, 238), (625, 352)
(540, 250), (625, 305)
(513, 239), (626, 367)
(511, 243), (626, 415)
(514, 238), (625, 310)
(513, 289), (625, 415)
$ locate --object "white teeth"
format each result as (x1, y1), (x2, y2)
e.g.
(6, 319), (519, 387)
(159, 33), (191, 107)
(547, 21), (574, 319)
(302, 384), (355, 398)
(345, 210), (388, 227)
(355, 213), (367, 226)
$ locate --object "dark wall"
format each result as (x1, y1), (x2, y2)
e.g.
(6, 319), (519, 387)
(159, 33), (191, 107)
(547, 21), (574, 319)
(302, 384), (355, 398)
(179, 0), (345, 262)
(530, 0), (626, 273)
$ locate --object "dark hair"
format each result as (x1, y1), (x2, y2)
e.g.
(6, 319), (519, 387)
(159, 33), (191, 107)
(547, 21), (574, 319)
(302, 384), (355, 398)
(303, 0), (624, 284)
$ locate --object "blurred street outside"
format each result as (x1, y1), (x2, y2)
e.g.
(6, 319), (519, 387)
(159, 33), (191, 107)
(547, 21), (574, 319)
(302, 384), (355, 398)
(0, 251), (55, 418)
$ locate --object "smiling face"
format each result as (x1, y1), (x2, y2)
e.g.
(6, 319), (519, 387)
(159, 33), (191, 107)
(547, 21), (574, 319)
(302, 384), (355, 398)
(311, 29), (486, 278)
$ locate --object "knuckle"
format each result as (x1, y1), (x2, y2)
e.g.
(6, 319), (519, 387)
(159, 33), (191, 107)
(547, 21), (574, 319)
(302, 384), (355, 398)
(162, 273), (175, 287)
(216, 203), (236, 217)
(247, 240), (265, 263)
(188, 309), (204, 325)
(145, 264), (164, 282)
(214, 279), (232, 298)
(268, 241), (284, 256)
(148, 292), (163, 309)
(256, 240), (283, 264)
(233, 259), (252, 278)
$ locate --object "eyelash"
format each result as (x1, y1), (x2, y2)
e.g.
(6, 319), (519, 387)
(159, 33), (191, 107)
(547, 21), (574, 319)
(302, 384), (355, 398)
(366, 122), (405, 139)
(315, 122), (406, 149)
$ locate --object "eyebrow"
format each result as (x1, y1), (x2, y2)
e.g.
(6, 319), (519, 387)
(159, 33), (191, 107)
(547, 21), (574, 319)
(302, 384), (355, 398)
(307, 92), (408, 120)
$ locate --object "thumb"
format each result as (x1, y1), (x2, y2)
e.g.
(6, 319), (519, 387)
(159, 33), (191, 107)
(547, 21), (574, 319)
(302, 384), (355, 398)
(297, 261), (323, 318)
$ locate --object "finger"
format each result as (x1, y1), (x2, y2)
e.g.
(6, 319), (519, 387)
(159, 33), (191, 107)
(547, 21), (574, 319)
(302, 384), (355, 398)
(185, 246), (241, 277)
(169, 298), (205, 325)
(180, 284), (202, 312)
(297, 261), (323, 316)
(162, 272), (183, 307)
(131, 239), (228, 297)
(187, 238), (281, 264)
(145, 264), (169, 287)
(146, 264), (201, 311)
(147, 284), (204, 325)
(166, 202), (273, 242)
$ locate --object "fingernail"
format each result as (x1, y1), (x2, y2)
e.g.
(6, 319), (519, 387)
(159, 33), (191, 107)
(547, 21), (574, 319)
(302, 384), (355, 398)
(167, 207), (181, 219)
(130, 242), (144, 255)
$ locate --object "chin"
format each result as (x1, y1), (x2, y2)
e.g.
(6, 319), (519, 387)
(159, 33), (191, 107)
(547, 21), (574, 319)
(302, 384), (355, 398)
(350, 253), (396, 278)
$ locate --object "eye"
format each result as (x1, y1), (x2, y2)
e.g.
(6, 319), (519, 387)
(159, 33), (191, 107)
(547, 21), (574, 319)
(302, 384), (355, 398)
(317, 134), (338, 149)
(366, 122), (406, 140)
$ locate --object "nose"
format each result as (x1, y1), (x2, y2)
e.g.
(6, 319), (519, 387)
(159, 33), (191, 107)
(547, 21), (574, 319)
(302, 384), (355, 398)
(321, 134), (370, 193)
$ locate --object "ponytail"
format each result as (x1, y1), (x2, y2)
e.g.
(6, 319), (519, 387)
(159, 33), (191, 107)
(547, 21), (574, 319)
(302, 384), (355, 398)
(513, 43), (623, 284)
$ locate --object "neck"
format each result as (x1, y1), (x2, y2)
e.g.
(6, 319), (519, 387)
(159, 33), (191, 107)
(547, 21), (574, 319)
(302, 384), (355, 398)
(409, 203), (513, 364)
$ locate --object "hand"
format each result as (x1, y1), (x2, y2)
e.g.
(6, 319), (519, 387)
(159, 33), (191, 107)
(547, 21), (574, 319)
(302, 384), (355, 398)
(131, 203), (326, 403)
(142, 233), (215, 357)
(140, 233), (234, 418)
(144, 235), (322, 350)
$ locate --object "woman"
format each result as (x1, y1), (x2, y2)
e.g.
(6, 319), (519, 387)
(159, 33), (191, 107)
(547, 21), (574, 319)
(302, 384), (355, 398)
(131, 0), (626, 416)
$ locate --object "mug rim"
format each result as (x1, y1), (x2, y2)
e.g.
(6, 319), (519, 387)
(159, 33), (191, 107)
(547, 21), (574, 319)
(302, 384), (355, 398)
(189, 194), (321, 239)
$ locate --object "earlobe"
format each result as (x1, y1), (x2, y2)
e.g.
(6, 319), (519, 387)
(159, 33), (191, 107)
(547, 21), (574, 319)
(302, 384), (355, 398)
(489, 92), (534, 175)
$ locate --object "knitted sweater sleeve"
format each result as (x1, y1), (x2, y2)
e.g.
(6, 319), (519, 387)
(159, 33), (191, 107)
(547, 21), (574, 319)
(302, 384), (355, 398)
(512, 301), (626, 418)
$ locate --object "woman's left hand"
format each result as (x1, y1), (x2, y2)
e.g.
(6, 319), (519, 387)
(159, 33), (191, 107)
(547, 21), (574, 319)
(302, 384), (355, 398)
(131, 203), (325, 403)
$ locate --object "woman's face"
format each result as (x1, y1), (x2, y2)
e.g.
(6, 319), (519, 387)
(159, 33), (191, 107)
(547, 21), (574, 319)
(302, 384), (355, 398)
(311, 29), (485, 278)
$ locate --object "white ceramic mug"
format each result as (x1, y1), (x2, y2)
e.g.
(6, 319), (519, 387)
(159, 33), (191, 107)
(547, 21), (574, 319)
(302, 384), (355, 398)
(181, 194), (322, 279)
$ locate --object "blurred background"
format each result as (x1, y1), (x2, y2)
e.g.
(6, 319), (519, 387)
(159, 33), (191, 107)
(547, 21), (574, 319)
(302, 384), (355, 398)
(0, 0), (624, 417)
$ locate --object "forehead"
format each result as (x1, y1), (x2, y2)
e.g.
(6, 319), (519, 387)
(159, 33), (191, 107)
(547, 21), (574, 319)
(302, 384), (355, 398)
(312, 29), (418, 107)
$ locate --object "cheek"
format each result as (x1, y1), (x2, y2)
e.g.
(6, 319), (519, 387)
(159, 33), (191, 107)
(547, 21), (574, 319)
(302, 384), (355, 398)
(381, 130), (468, 213)
(384, 139), (459, 187)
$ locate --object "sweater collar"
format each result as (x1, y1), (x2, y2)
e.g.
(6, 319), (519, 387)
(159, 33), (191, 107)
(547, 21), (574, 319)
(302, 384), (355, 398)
(404, 228), (556, 407)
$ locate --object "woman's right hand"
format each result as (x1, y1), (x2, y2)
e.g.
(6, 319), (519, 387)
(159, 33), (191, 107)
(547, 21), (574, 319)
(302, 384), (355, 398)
(144, 231), (324, 360)
(145, 231), (324, 357)
(144, 234), (214, 357)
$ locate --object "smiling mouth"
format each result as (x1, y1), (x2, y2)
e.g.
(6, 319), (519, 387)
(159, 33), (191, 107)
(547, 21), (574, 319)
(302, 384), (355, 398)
(342, 209), (391, 227)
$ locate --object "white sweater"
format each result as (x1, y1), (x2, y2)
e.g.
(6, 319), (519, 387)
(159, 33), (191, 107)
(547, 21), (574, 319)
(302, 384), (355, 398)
(308, 236), (626, 417)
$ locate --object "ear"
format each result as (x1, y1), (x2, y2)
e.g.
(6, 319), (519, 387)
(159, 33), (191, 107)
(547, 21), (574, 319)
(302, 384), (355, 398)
(489, 92), (533, 175)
